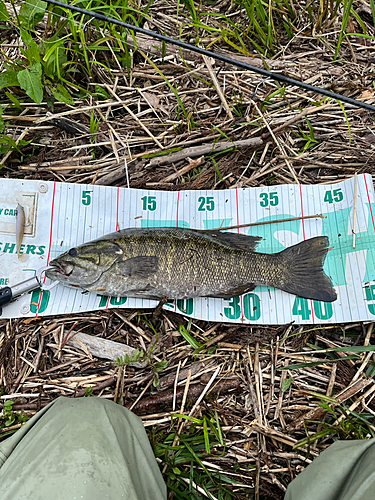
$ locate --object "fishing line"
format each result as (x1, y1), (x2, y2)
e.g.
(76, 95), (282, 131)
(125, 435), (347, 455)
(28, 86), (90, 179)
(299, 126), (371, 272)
(22, 0), (375, 112)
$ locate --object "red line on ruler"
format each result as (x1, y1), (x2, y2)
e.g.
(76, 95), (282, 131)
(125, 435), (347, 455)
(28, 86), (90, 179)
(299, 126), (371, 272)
(106, 187), (120, 309)
(115, 186), (120, 230)
(175, 192), (181, 311)
(235, 189), (240, 235)
(299, 184), (306, 240)
(364, 174), (375, 232)
(176, 191), (180, 228)
(235, 189), (244, 320)
(299, 184), (314, 323)
(36, 182), (56, 316)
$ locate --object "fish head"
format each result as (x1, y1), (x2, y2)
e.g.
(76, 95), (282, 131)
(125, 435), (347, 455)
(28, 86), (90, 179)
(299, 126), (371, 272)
(45, 240), (123, 289)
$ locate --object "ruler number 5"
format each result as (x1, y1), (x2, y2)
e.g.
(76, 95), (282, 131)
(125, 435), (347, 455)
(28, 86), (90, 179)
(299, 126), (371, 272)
(82, 191), (92, 206)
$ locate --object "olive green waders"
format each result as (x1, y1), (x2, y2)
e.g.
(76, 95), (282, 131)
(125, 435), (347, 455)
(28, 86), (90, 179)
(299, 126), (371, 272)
(284, 439), (375, 500)
(0, 397), (166, 500)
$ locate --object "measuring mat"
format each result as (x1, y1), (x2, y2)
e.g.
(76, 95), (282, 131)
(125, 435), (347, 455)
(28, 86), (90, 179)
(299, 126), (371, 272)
(1, 175), (374, 324)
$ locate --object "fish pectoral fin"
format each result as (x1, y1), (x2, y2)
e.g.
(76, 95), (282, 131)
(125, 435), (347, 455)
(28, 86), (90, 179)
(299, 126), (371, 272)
(116, 256), (158, 278)
(207, 283), (256, 298)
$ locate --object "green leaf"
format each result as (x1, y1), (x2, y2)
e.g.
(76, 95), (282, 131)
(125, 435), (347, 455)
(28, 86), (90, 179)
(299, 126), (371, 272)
(5, 416), (15, 426)
(281, 377), (292, 392)
(308, 344), (375, 354)
(17, 63), (43, 104)
(0, 107), (3, 134)
(5, 92), (24, 111)
(154, 360), (168, 373)
(152, 372), (160, 387)
(41, 35), (68, 78)
(0, 134), (31, 155)
(20, 29), (41, 64)
(0, 0), (9, 21)
(94, 85), (109, 100)
(50, 84), (74, 105)
(277, 354), (359, 370)
(0, 70), (20, 90)
(203, 418), (210, 454)
(177, 324), (203, 349)
(19, 0), (46, 28)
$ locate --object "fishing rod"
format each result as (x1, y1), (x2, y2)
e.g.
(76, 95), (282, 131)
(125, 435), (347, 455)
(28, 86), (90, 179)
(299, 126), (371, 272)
(39, 0), (375, 113)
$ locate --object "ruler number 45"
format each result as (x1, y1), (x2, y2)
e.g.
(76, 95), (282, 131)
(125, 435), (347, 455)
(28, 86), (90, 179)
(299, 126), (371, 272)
(324, 188), (343, 204)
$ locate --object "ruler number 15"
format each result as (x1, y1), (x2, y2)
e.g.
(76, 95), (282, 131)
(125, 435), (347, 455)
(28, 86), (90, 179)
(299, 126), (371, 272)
(141, 196), (157, 211)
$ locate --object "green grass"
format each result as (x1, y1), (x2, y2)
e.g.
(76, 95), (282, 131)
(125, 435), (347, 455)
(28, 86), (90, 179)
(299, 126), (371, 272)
(0, 0), (366, 109)
(149, 411), (253, 499)
(0, 400), (29, 440)
(295, 397), (375, 450)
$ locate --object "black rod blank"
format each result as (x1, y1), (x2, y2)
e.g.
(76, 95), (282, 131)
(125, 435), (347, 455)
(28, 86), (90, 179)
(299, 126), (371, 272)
(40, 0), (375, 112)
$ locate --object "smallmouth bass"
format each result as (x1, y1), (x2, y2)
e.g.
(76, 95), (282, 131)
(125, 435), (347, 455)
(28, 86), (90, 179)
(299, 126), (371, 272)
(45, 227), (337, 302)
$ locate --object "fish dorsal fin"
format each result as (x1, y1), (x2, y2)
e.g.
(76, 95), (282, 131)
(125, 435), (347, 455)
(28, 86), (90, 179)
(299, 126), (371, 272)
(116, 256), (158, 278)
(204, 231), (262, 251)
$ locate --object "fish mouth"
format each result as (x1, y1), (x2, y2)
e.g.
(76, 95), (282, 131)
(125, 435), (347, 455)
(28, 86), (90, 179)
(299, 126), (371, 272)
(47, 262), (74, 278)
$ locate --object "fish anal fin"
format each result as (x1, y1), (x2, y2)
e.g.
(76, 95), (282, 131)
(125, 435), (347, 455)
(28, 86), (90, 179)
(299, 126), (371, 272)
(116, 256), (158, 278)
(207, 283), (256, 299)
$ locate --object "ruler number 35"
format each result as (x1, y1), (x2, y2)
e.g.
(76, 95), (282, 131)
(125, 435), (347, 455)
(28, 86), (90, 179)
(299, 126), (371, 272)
(259, 192), (279, 207)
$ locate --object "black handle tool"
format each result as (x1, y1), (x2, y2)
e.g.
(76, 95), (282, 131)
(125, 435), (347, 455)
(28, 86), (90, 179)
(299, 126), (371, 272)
(0, 268), (59, 316)
(0, 276), (43, 316)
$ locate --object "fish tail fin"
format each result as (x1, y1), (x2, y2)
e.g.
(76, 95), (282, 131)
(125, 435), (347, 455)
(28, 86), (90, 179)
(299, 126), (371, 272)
(280, 236), (337, 302)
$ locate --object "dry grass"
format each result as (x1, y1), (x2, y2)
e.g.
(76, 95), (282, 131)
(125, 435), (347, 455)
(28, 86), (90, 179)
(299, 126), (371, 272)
(1, 0), (375, 497)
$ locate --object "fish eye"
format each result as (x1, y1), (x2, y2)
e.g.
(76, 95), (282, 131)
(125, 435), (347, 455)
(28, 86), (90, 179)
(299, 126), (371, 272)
(68, 248), (78, 257)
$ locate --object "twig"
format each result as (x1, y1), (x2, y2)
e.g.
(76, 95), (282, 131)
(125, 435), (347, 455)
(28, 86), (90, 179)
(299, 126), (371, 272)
(147, 136), (264, 167)
(203, 55), (234, 120)
(211, 213), (325, 231)
(188, 365), (221, 417)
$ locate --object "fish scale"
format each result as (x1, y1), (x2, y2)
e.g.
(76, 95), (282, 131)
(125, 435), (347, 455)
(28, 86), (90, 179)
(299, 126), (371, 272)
(45, 227), (337, 303)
